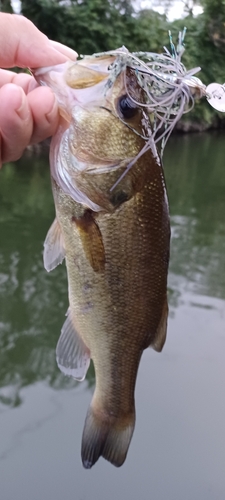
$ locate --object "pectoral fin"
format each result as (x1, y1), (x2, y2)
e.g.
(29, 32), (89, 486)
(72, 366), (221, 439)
(56, 308), (90, 381)
(73, 211), (105, 272)
(43, 218), (65, 272)
(151, 297), (168, 352)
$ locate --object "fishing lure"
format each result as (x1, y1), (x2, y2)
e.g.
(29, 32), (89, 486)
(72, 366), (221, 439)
(90, 29), (224, 155)
(83, 29), (224, 191)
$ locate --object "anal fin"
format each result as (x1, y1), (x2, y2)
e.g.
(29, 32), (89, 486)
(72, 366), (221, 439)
(43, 218), (65, 272)
(56, 308), (90, 381)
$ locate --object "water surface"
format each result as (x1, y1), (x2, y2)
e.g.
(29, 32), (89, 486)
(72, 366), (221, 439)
(0, 133), (225, 500)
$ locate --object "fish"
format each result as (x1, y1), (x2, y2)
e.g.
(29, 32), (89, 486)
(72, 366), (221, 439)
(34, 47), (170, 469)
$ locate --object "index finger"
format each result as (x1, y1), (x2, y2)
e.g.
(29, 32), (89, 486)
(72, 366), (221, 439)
(0, 13), (77, 68)
(0, 68), (37, 94)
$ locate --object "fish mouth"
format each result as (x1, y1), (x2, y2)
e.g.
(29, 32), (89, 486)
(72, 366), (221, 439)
(33, 63), (66, 76)
(34, 59), (110, 88)
(32, 56), (118, 116)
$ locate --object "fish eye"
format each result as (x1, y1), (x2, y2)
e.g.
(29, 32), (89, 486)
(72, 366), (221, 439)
(118, 95), (138, 119)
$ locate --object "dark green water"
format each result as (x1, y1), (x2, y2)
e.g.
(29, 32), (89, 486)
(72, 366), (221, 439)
(0, 133), (225, 500)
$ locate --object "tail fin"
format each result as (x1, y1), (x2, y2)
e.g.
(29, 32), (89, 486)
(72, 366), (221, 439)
(81, 404), (135, 469)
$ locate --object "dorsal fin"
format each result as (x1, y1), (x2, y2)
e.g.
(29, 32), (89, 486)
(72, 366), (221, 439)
(56, 308), (90, 381)
(43, 218), (65, 272)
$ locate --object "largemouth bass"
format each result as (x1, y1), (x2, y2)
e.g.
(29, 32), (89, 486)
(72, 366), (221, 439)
(34, 48), (170, 469)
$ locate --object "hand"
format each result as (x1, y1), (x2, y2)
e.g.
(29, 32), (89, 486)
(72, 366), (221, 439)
(0, 13), (77, 166)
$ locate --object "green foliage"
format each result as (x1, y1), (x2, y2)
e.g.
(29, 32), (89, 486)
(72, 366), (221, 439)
(21, 0), (136, 54)
(0, 0), (13, 12)
(131, 10), (168, 53)
(20, 0), (169, 54)
(170, 5), (225, 128)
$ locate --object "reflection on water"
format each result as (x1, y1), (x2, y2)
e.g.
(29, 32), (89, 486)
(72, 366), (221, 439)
(165, 132), (225, 303)
(0, 154), (95, 407)
(0, 133), (224, 398)
(0, 132), (225, 499)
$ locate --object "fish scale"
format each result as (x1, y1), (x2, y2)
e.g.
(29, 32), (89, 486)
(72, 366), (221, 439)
(34, 51), (170, 468)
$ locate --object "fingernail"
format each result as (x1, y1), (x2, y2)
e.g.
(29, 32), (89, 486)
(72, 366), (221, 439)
(45, 94), (58, 123)
(15, 88), (27, 118)
(49, 40), (78, 61)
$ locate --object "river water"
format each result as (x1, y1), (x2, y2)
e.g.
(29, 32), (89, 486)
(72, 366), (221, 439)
(0, 132), (225, 500)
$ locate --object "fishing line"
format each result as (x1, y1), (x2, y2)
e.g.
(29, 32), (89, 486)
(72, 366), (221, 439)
(99, 106), (149, 140)
(110, 139), (156, 192)
(91, 30), (222, 191)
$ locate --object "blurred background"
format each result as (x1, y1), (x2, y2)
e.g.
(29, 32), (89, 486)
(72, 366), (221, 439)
(0, 2), (225, 499)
